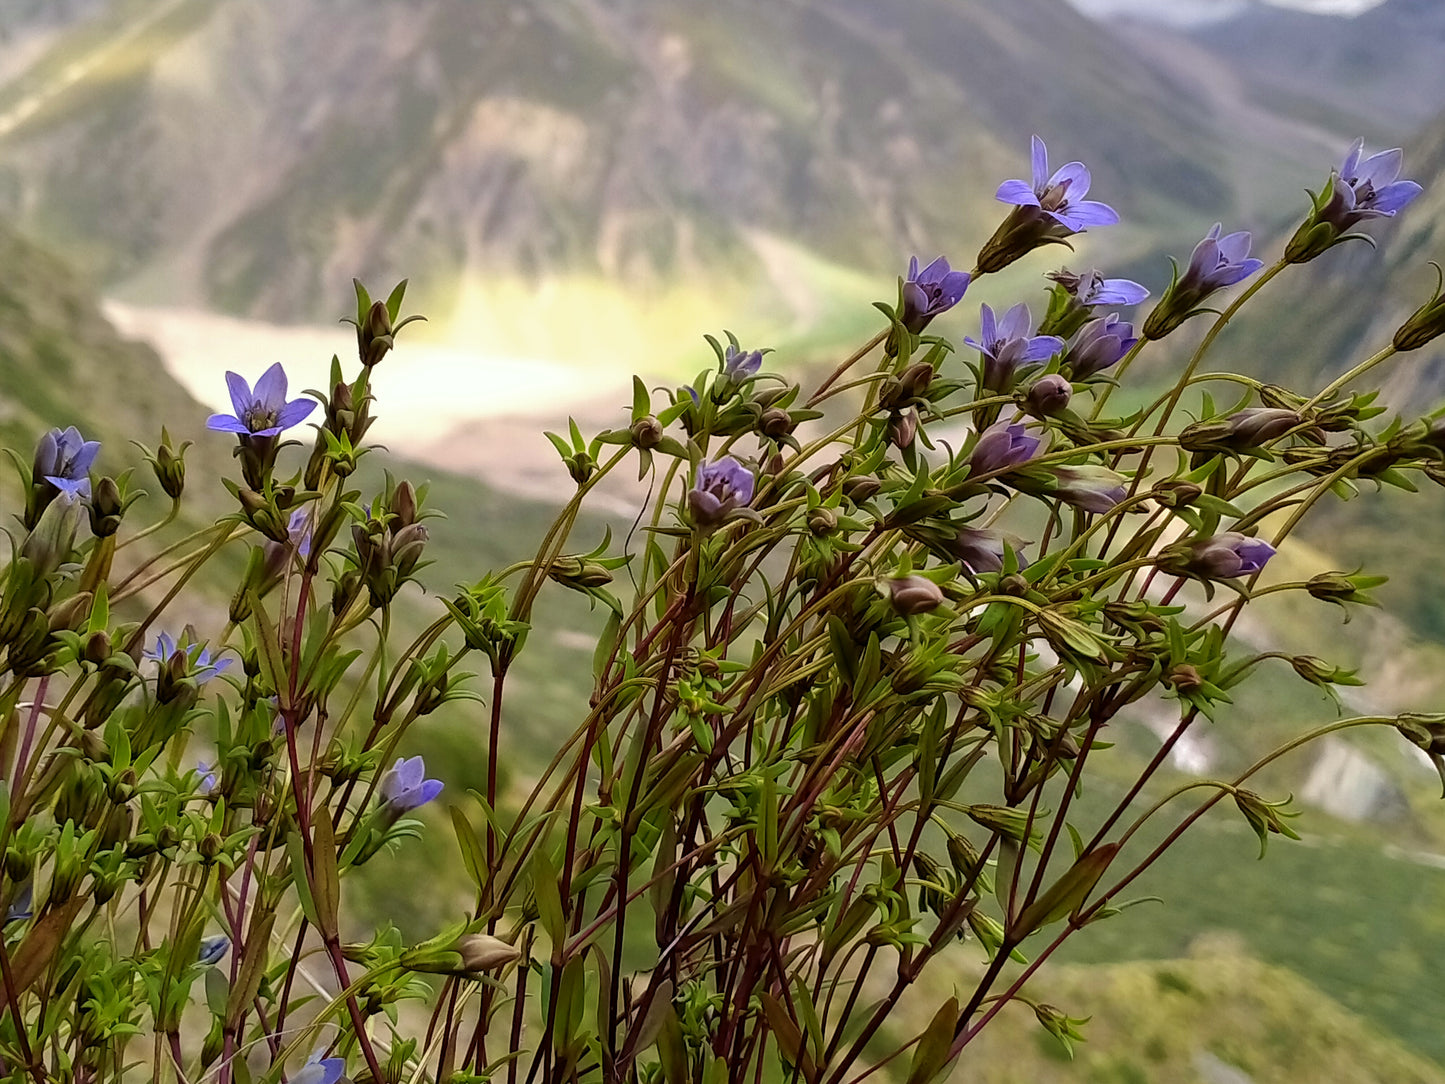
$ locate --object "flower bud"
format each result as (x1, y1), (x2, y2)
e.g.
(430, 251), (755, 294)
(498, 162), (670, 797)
(21, 492), (86, 577)
(842, 476), (881, 504)
(1149, 480), (1202, 508)
(759, 407), (794, 440)
(888, 408), (919, 450)
(1024, 374), (1072, 416)
(806, 508), (837, 536)
(88, 476), (124, 537)
(1168, 664), (1203, 693)
(390, 480), (418, 527)
(630, 416), (664, 450)
(548, 556), (613, 590)
(360, 299), (394, 368)
(1394, 264), (1445, 351)
(885, 574), (944, 616)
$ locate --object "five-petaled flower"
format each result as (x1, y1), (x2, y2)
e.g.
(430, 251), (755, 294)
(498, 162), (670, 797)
(723, 344), (764, 380)
(33, 426), (100, 503)
(963, 303), (1064, 393)
(1047, 268), (1149, 308)
(292, 1053), (345, 1084)
(1064, 314), (1138, 380)
(207, 363), (317, 438)
(1144, 224), (1263, 339)
(978, 137), (1119, 274)
(145, 632), (233, 685)
(1174, 532), (1277, 580)
(687, 456), (755, 529)
(1287, 139), (1423, 263)
(380, 755), (444, 813)
(996, 136), (1120, 233)
(901, 256), (971, 335)
(969, 419), (1042, 476)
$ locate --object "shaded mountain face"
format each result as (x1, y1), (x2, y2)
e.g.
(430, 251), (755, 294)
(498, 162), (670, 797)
(1187, 0), (1445, 140)
(0, 0), (1362, 323)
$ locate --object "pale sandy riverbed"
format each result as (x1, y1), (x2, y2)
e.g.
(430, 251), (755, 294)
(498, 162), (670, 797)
(102, 300), (633, 454)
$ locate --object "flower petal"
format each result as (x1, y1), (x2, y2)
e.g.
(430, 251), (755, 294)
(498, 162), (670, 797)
(224, 371), (253, 419)
(995, 178), (1040, 207)
(996, 303), (1031, 343)
(1021, 335), (1066, 362)
(1047, 161), (1090, 198)
(277, 398), (318, 431)
(1030, 135), (1049, 192)
(206, 413), (250, 434)
(1356, 147), (1402, 189)
(1053, 200), (1119, 230)
(252, 362), (289, 412)
(1372, 179), (1422, 214)
(1338, 138), (1364, 181)
(1091, 278), (1149, 306)
(1215, 231), (1254, 265)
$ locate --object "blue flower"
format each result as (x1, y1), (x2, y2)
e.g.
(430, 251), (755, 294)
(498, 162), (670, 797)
(206, 363), (317, 438)
(5, 883), (32, 926)
(1064, 314), (1138, 380)
(292, 1053), (345, 1084)
(969, 419), (1042, 476)
(1048, 268), (1149, 308)
(33, 426), (100, 502)
(380, 756), (444, 813)
(1332, 140), (1423, 225)
(145, 633), (233, 685)
(963, 303), (1064, 393)
(686, 456), (755, 529)
(901, 256), (971, 334)
(1143, 224), (1263, 340)
(996, 136), (1120, 234)
(198, 935), (229, 966)
(197, 761), (218, 796)
(723, 344), (764, 380)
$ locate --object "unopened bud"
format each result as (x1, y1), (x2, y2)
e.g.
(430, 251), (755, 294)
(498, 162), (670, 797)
(1168, 664), (1203, 692)
(884, 574), (944, 616)
(1024, 374), (1072, 416)
(630, 416), (664, 450)
(806, 508), (837, 536)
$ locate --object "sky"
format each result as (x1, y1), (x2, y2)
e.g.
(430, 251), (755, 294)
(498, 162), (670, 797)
(1068, 0), (1385, 24)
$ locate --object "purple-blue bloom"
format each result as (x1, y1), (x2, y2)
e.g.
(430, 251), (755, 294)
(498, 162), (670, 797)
(1048, 268), (1149, 308)
(197, 761), (218, 796)
(901, 256), (971, 334)
(1180, 224), (1263, 294)
(949, 527), (1027, 575)
(292, 1054), (345, 1084)
(1184, 532), (1276, 579)
(1143, 225), (1263, 340)
(723, 344), (764, 380)
(996, 136), (1120, 233)
(380, 755), (444, 813)
(1049, 464), (1127, 514)
(963, 303), (1064, 393)
(198, 935), (229, 966)
(145, 633), (233, 685)
(969, 419), (1042, 476)
(5, 883), (32, 926)
(1332, 140), (1423, 225)
(687, 456), (755, 528)
(34, 426), (100, 492)
(1064, 314), (1138, 380)
(206, 363), (317, 438)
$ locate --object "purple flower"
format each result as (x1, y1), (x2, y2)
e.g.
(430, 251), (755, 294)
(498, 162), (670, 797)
(33, 426), (100, 503)
(969, 420), (1042, 476)
(949, 527), (1026, 574)
(901, 256), (971, 335)
(996, 136), (1120, 234)
(1064, 314), (1138, 380)
(1143, 225), (1263, 340)
(5, 884), (32, 926)
(197, 761), (218, 796)
(206, 363), (317, 438)
(1176, 532), (1277, 579)
(1288, 140), (1424, 263)
(1047, 268), (1149, 308)
(293, 1054), (345, 1084)
(380, 756), (444, 813)
(723, 344), (764, 380)
(1333, 140), (1423, 225)
(198, 935), (229, 966)
(963, 304), (1064, 393)
(1048, 464), (1127, 514)
(1025, 374), (1072, 416)
(686, 456), (755, 529)
(145, 633), (233, 685)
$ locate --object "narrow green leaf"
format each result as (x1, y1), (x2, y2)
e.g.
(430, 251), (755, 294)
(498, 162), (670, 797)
(905, 997), (960, 1084)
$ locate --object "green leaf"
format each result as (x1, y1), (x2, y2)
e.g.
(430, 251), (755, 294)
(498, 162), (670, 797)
(451, 806), (488, 893)
(905, 997), (960, 1084)
(310, 809), (341, 938)
(1012, 843), (1120, 939)
(533, 849), (566, 951)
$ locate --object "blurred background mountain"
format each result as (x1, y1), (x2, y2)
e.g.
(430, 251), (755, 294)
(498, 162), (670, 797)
(3, 0), (1445, 1080)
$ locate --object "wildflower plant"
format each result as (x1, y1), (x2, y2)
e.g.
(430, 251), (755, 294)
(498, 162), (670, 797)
(0, 134), (1440, 1084)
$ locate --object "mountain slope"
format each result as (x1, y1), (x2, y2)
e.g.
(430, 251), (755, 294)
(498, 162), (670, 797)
(0, 0), (1354, 328)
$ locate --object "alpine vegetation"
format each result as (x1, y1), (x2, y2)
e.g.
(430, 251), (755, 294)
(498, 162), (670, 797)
(0, 132), (1441, 1084)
